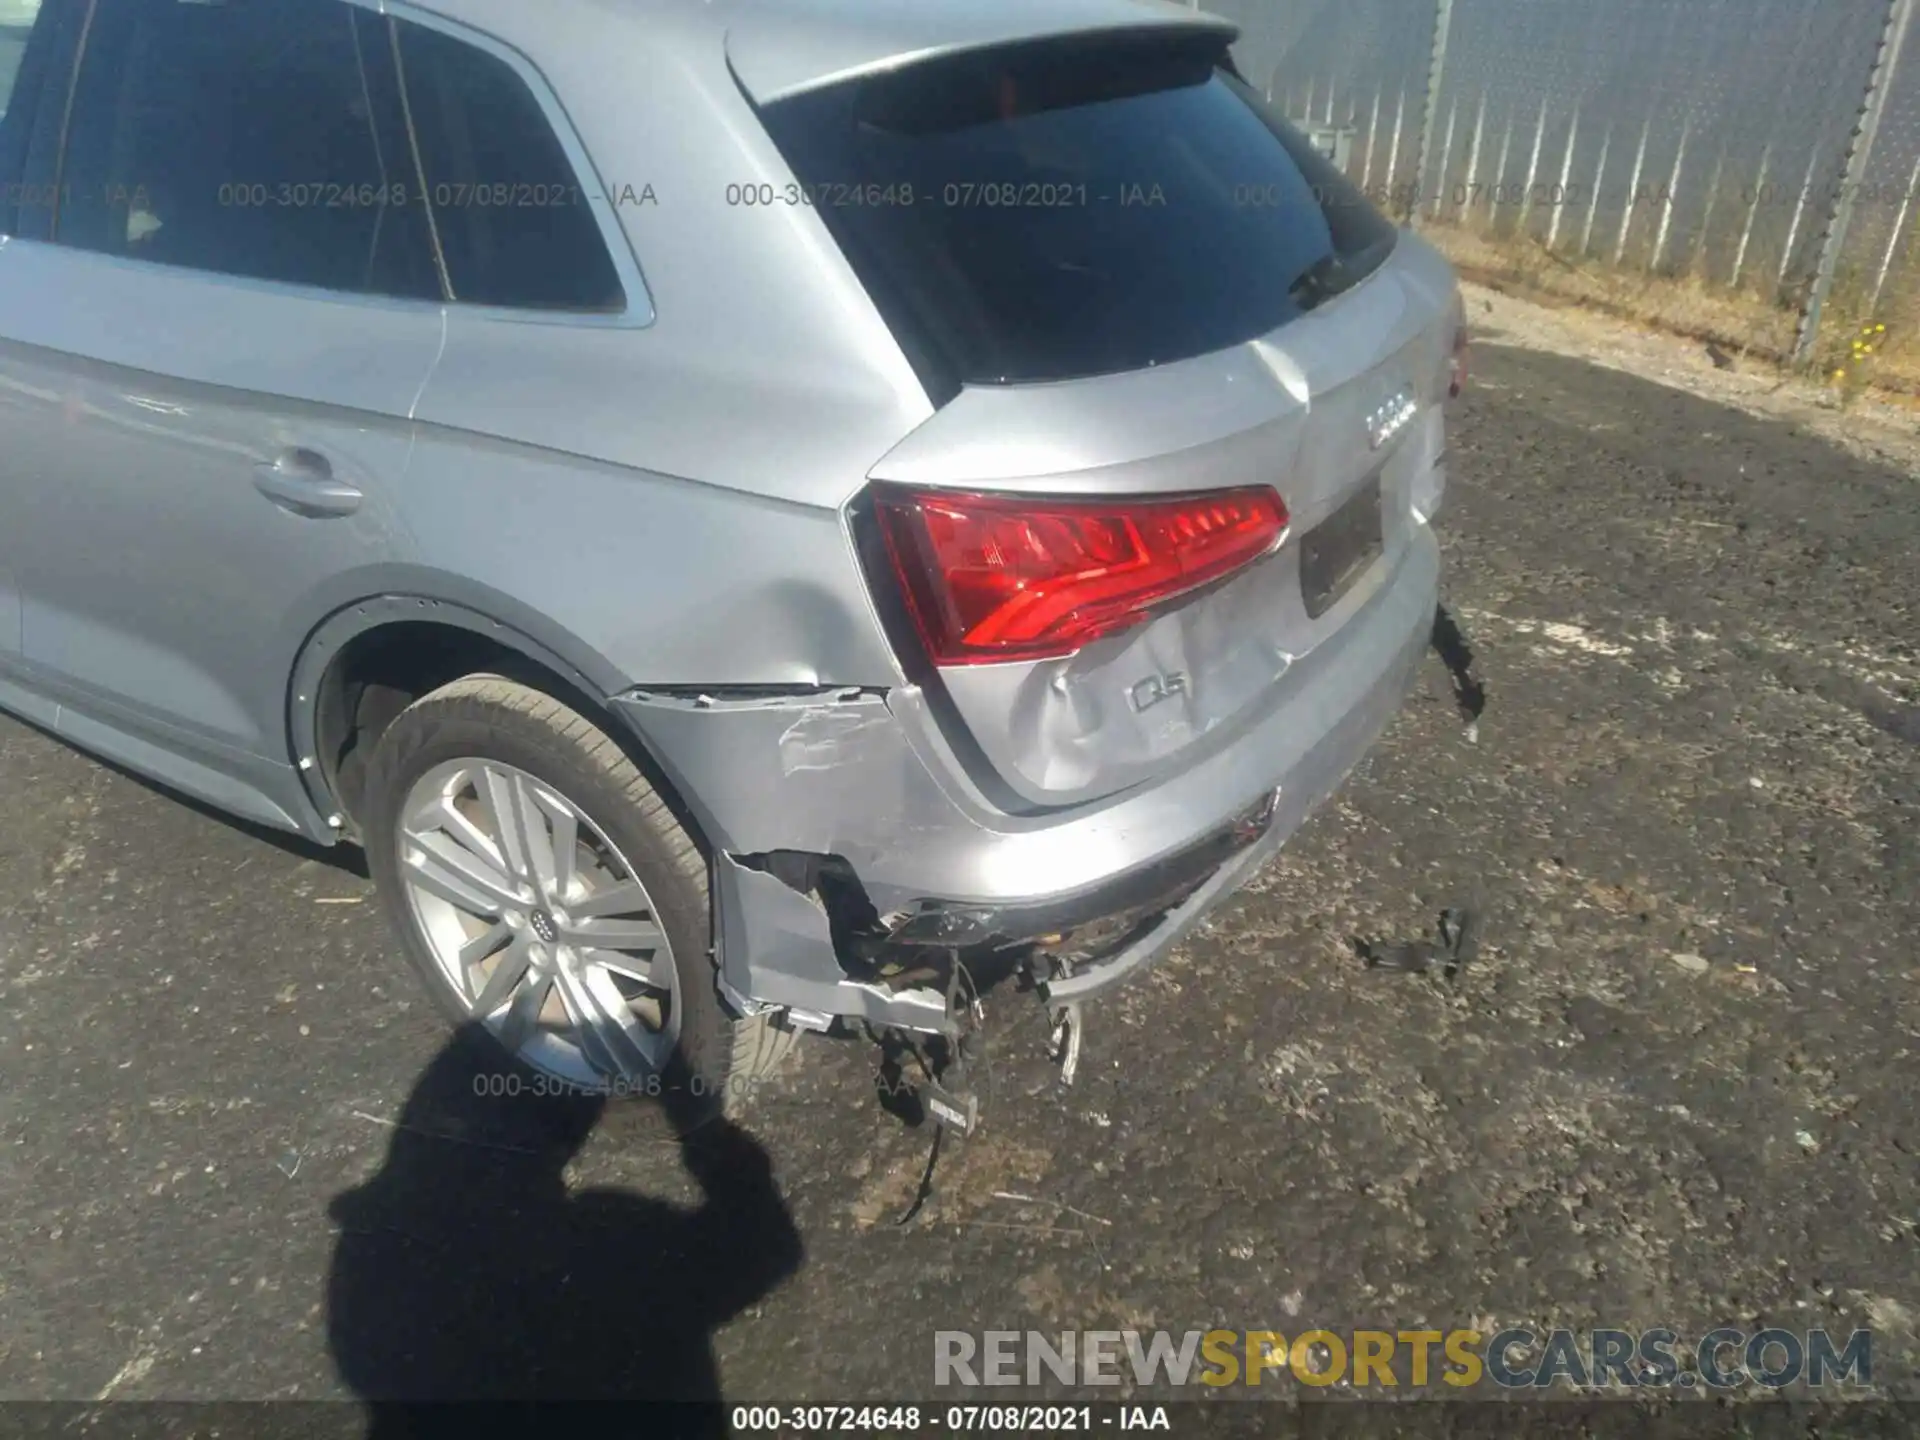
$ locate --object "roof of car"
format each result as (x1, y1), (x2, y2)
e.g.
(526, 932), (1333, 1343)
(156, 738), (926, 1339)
(408, 0), (1236, 105)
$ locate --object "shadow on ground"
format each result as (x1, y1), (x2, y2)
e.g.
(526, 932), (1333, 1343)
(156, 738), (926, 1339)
(325, 1027), (802, 1431)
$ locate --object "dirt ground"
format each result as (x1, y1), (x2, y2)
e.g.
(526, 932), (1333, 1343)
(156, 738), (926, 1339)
(1463, 279), (1920, 474)
(0, 287), (1916, 1427)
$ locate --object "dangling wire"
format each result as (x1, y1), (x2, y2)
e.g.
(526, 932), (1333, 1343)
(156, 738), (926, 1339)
(894, 954), (988, 1225)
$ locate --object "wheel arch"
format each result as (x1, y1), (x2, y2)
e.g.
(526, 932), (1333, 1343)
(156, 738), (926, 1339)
(285, 590), (686, 846)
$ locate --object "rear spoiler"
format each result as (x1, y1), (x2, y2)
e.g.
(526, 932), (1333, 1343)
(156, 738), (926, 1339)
(725, 0), (1237, 104)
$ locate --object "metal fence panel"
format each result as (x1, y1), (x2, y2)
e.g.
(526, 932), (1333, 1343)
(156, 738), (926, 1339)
(1828, 0), (1920, 376)
(1431, 0), (1885, 286)
(1208, 0), (1920, 376)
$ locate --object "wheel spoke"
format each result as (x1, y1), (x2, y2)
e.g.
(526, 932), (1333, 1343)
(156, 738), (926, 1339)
(568, 880), (650, 919)
(558, 917), (661, 951)
(479, 766), (535, 885)
(553, 964), (663, 1076)
(519, 786), (563, 896)
(545, 799), (579, 902)
(580, 947), (658, 987)
(404, 832), (520, 917)
(493, 967), (553, 1054)
(458, 919), (514, 971)
(470, 933), (534, 1015)
(405, 789), (508, 877)
(552, 966), (615, 1072)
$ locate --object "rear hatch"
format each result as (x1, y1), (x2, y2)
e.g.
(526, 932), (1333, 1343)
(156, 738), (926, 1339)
(752, 26), (1458, 808)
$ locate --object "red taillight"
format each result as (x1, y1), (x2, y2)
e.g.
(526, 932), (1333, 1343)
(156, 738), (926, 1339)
(874, 485), (1289, 666)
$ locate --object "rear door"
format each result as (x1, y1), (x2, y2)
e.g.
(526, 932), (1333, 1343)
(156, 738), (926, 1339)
(755, 30), (1459, 806)
(0, 0), (442, 792)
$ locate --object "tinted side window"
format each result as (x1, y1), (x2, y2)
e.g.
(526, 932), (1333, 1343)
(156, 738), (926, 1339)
(0, 0), (72, 239)
(0, 0), (45, 118)
(393, 18), (624, 313)
(55, 0), (440, 299)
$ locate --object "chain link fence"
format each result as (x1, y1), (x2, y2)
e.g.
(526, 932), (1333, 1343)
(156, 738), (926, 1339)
(1211, 0), (1920, 391)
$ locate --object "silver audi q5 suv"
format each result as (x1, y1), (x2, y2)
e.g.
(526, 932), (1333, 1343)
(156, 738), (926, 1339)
(0, 0), (1465, 1116)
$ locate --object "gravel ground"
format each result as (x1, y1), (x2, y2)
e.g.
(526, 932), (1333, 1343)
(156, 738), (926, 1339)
(0, 311), (1916, 1422)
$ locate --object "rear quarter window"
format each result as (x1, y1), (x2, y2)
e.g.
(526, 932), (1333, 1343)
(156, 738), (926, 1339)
(0, 1), (41, 114)
(393, 17), (626, 313)
(758, 29), (1397, 399)
(0, 0), (70, 239)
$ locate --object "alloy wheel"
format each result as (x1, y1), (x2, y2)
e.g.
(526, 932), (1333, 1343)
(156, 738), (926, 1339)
(395, 758), (678, 1089)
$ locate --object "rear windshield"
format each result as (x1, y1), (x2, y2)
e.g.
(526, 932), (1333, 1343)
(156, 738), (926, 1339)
(758, 29), (1397, 399)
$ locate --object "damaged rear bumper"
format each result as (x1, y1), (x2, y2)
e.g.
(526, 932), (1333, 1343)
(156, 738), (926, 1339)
(612, 526), (1440, 1033)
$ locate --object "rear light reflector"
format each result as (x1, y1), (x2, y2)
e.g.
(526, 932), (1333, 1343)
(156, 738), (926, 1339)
(1449, 324), (1470, 398)
(1446, 293), (1470, 399)
(874, 484), (1289, 666)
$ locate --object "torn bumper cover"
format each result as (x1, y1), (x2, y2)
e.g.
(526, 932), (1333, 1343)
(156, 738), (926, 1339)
(612, 529), (1439, 1033)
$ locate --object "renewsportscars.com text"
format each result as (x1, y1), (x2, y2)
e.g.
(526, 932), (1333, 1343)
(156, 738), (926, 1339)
(935, 1326), (1872, 1390)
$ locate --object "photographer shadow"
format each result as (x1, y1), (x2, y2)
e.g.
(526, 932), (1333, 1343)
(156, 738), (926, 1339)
(326, 1025), (803, 1434)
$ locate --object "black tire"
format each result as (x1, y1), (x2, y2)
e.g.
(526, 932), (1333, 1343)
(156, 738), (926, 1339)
(361, 674), (793, 1128)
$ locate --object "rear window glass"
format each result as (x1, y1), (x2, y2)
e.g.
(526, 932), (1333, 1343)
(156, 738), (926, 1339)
(759, 29), (1397, 396)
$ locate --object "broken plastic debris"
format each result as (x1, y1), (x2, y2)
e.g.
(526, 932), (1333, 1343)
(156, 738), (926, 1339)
(1050, 1003), (1085, 1086)
(1361, 907), (1477, 981)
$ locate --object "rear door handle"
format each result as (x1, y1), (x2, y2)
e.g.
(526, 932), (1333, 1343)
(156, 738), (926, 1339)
(252, 448), (362, 518)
